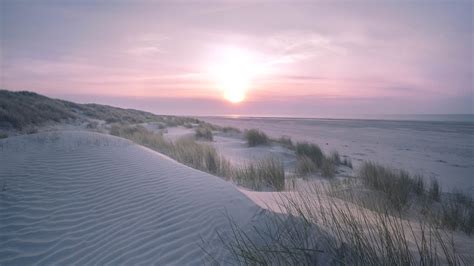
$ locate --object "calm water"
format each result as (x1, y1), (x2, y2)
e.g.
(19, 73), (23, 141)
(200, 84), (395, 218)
(202, 115), (474, 194)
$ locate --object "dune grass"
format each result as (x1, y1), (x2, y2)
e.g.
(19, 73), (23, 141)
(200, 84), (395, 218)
(272, 135), (295, 150)
(110, 124), (226, 174)
(222, 126), (241, 134)
(244, 129), (269, 147)
(170, 137), (231, 176)
(321, 157), (337, 178)
(194, 125), (213, 141)
(438, 194), (474, 235)
(295, 155), (318, 176)
(0, 89), (200, 130)
(233, 157), (285, 191)
(358, 162), (415, 211)
(183, 122), (194, 129)
(110, 123), (284, 191)
(295, 142), (324, 167)
(294, 142), (341, 178)
(358, 161), (474, 234)
(430, 178), (441, 202)
(210, 184), (468, 265)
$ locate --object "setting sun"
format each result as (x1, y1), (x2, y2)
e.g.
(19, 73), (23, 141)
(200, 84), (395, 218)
(209, 47), (259, 103)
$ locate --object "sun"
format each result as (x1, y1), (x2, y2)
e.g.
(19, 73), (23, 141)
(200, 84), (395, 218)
(209, 47), (258, 103)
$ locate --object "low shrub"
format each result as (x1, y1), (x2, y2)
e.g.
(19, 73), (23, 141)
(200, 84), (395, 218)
(0, 132), (7, 139)
(244, 129), (269, 147)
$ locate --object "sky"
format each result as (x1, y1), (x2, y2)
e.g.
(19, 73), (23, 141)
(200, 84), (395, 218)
(1, 0), (473, 117)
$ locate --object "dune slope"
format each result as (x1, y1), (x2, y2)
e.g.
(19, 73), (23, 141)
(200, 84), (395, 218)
(0, 131), (263, 265)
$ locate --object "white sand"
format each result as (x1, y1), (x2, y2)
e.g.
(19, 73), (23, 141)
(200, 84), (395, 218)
(239, 188), (474, 261)
(0, 131), (266, 265)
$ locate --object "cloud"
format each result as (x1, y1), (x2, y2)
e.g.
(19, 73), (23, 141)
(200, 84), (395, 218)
(126, 33), (170, 56)
(127, 46), (164, 56)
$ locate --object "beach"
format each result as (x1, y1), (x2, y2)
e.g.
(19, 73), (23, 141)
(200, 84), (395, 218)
(202, 116), (474, 194)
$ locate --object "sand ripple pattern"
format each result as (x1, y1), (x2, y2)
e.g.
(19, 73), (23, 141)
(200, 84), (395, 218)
(0, 131), (261, 265)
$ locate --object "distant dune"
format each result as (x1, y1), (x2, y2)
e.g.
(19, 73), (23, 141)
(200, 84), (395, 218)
(0, 90), (198, 133)
(0, 131), (264, 264)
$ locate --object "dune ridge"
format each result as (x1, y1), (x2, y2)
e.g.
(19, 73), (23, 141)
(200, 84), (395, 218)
(0, 131), (264, 265)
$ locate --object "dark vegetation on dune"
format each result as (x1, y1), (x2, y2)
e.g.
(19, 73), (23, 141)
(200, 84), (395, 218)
(194, 125), (214, 141)
(0, 90), (198, 130)
(211, 183), (470, 265)
(110, 124), (284, 191)
(294, 142), (351, 178)
(244, 129), (269, 147)
(358, 162), (474, 234)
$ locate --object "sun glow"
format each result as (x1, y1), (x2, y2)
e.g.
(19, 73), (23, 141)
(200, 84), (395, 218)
(209, 47), (260, 103)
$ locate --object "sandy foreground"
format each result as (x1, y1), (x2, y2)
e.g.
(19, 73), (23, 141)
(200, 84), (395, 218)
(0, 131), (270, 265)
(1, 128), (473, 264)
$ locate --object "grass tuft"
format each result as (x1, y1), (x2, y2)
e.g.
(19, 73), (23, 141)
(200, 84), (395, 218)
(429, 178), (441, 202)
(194, 126), (213, 141)
(273, 135), (295, 150)
(321, 157), (337, 178)
(436, 191), (474, 234)
(210, 184), (467, 265)
(295, 142), (324, 168)
(329, 150), (341, 164)
(109, 123), (285, 191)
(296, 155), (318, 176)
(342, 156), (353, 168)
(294, 142), (337, 178)
(358, 162), (415, 211)
(233, 157), (285, 191)
(222, 126), (241, 134)
(244, 129), (269, 147)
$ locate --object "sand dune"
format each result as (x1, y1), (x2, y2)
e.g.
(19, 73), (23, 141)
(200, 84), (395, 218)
(0, 131), (264, 265)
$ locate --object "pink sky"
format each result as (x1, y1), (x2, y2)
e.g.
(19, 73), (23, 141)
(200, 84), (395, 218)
(1, 1), (472, 116)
